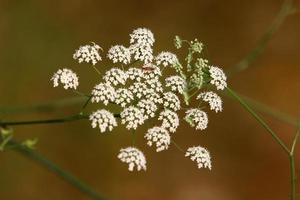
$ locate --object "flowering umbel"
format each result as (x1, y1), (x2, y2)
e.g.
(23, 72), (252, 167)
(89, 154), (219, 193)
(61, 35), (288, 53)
(51, 28), (228, 171)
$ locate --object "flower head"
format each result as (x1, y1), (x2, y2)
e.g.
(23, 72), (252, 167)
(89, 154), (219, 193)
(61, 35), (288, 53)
(103, 68), (128, 86)
(115, 88), (134, 108)
(209, 66), (227, 90)
(128, 82), (149, 99)
(197, 91), (223, 113)
(165, 75), (186, 94)
(137, 99), (158, 120)
(73, 43), (102, 65)
(145, 127), (170, 152)
(129, 28), (154, 64)
(185, 109), (208, 130)
(129, 28), (154, 46)
(91, 83), (116, 105)
(155, 51), (178, 67)
(118, 147), (147, 171)
(127, 68), (143, 82)
(158, 109), (179, 133)
(89, 109), (117, 133)
(185, 146), (212, 170)
(121, 106), (145, 130)
(107, 45), (131, 64)
(162, 92), (181, 111)
(51, 68), (79, 90)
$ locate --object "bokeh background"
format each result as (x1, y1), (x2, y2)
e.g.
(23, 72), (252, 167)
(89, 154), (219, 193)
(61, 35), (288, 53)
(0, 0), (300, 199)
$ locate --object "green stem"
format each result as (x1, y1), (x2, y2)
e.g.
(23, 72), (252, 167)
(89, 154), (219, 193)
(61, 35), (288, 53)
(0, 114), (88, 127)
(92, 66), (101, 76)
(8, 139), (106, 200)
(289, 155), (296, 200)
(171, 140), (184, 153)
(226, 87), (290, 154)
(0, 113), (121, 127)
(226, 0), (295, 76)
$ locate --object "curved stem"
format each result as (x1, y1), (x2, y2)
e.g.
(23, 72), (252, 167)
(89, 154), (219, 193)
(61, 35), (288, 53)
(226, 87), (290, 154)
(8, 139), (106, 200)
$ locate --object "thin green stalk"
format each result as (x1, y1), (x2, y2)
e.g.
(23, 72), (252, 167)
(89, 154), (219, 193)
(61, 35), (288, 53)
(92, 66), (101, 76)
(289, 155), (296, 200)
(0, 114), (88, 127)
(0, 96), (87, 116)
(0, 113), (121, 127)
(227, 0), (295, 76)
(171, 140), (184, 153)
(8, 139), (106, 200)
(226, 87), (290, 154)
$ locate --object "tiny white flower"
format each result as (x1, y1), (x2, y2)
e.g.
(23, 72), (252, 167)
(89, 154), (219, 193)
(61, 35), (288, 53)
(129, 44), (153, 64)
(185, 146), (212, 170)
(145, 127), (171, 152)
(209, 66), (227, 90)
(73, 42), (102, 65)
(145, 78), (163, 93)
(126, 68), (144, 82)
(129, 28), (154, 64)
(51, 68), (79, 90)
(141, 64), (161, 80)
(137, 99), (158, 120)
(118, 147), (147, 171)
(197, 91), (223, 113)
(121, 106), (145, 130)
(145, 92), (163, 104)
(89, 109), (117, 133)
(185, 109), (208, 130)
(91, 83), (116, 105)
(103, 68), (128, 86)
(165, 75), (186, 94)
(129, 28), (155, 46)
(158, 109), (179, 133)
(115, 88), (134, 108)
(107, 45), (131, 64)
(128, 82), (149, 99)
(162, 92), (181, 111)
(155, 51), (178, 67)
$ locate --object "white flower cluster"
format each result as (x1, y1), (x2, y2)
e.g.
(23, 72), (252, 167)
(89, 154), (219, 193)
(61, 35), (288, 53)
(103, 68), (128, 86)
(145, 127), (170, 152)
(115, 88), (134, 108)
(185, 146), (212, 170)
(185, 109), (208, 130)
(209, 66), (227, 90)
(121, 106), (145, 130)
(107, 45), (131, 64)
(137, 99), (158, 120)
(165, 76), (186, 94)
(91, 83), (116, 105)
(158, 109), (179, 133)
(73, 43), (102, 65)
(126, 68), (143, 81)
(129, 28), (154, 64)
(51, 68), (79, 90)
(89, 109), (117, 133)
(118, 147), (147, 171)
(155, 52), (178, 67)
(51, 27), (228, 172)
(162, 92), (181, 111)
(197, 91), (223, 113)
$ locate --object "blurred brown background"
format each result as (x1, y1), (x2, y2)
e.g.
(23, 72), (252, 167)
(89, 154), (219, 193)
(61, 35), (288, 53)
(0, 0), (300, 199)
